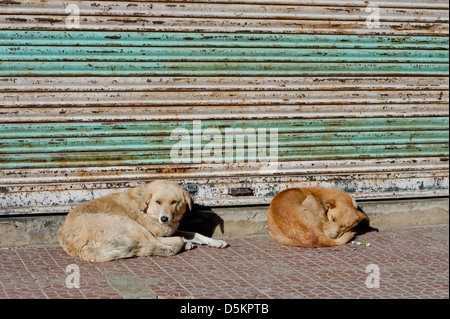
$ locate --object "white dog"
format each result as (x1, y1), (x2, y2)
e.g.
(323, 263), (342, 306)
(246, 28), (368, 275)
(58, 181), (228, 262)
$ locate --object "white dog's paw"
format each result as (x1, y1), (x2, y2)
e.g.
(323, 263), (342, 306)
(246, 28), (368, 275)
(160, 246), (181, 256)
(184, 242), (196, 251)
(208, 239), (229, 248)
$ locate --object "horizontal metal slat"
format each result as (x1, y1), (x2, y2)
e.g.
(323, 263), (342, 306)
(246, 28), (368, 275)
(2, 104), (449, 123)
(3, 31), (448, 50)
(84, 1), (449, 10)
(2, 90), (447, 107)
(1, 131), (448, 154)
(2, 46), (447, 64)
(1, 16), (447, 35)
(1, 144), (448, 169)
(0, 77), (448, 92)
(1, 157), (447, 185)
(2, 2), (448, 22)
(1, 118), (447, 138)
(1, 61), (447, 76)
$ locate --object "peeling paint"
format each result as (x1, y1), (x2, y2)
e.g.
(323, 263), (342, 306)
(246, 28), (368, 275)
(0, 0), (448, 215)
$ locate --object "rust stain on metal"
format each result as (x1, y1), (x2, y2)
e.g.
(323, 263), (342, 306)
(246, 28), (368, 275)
(0, 0), (448, 216)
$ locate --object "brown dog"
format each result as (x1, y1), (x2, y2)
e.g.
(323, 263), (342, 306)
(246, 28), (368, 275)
(267, 187), (369, 247)
(58, 180), (228, 262)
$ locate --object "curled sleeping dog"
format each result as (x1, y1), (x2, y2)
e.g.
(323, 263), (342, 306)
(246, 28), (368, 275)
(267, 186), (370, 247)
(58, 180), (228, 262)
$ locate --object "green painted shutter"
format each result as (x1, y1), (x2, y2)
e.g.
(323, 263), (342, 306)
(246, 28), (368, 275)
(0, 0), (448, 214)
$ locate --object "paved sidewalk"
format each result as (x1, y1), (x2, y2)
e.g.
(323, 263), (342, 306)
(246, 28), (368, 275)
(0, 224), (448, 299)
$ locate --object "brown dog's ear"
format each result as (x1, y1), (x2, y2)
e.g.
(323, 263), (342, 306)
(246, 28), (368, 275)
(326, 199), (337, 222)
(327, 200), (337, 210)
(357, 210), (370, 223)
(183, 189), (194, 211)
(134, 184), (152, 211)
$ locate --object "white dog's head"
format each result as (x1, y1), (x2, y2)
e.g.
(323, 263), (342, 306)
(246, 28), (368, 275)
(133, 180), (193, 236)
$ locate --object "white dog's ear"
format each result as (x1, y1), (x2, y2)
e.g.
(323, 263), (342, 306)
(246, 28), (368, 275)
(183, 190), (194, 211)
(134, 184), (152, 211)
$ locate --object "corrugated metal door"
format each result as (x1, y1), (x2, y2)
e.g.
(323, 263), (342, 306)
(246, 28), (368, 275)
(0, 0), (449, 215)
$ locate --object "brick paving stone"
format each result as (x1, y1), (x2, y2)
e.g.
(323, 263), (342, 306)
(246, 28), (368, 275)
(0, 224), (448, 299)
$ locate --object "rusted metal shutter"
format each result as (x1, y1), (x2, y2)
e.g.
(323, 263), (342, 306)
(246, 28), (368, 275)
(0, 0), (448, 215)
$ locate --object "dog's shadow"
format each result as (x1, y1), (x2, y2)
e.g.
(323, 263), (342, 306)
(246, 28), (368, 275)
(179, 204), (225, 237)
(354, 205), (379, 235)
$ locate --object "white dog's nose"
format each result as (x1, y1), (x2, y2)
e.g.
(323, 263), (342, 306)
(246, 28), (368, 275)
(160, 216), (169, 223)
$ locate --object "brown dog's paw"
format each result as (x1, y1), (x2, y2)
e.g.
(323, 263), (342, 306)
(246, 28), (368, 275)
(158, 244), (183, 256)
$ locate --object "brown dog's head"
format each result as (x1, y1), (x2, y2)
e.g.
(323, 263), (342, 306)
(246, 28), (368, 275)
(324, 189), (369, 237)
(134, 180), (194, 234)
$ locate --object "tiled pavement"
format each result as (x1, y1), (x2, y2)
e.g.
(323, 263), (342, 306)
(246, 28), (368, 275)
(0, 224), (448, 299)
